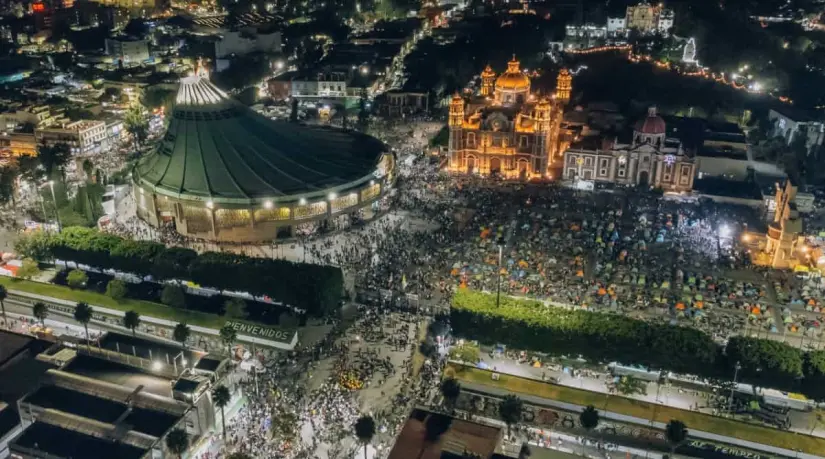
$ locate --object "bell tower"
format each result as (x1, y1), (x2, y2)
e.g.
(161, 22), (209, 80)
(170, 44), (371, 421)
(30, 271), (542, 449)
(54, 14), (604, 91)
(555, 68), (572, 105)
(480, 65), (496, 97)
(448, 93), (465, 170)
(532, 97), (553, 175)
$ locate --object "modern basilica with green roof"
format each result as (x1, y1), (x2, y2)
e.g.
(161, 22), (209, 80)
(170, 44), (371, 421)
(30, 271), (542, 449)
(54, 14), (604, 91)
(132, 67), (395, 242)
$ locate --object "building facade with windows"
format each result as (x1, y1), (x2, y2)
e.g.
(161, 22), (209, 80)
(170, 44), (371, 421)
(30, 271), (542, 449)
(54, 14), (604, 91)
(133, 64), (395, 243)
(446, 58), (570, 179)
(562, 107), (695, 191)
(35, 120), (107, 154)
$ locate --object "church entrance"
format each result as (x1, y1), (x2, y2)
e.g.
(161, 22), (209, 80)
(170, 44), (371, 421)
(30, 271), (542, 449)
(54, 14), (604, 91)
(490, 157), (502, 175)
(518, 160), (528, 180)
(638, 170), (650, 188)
(467, 156), (476, 174)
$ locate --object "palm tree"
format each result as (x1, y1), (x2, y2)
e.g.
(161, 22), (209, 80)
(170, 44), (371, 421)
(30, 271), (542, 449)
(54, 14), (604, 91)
(498, 394), (523, 439)
(468, 395), (484, 420)
(417, 413), (452, 459)
(665, 419), (688, 455)
(0, 284), (7, 327)
(212, 385), (231, 442)
(579, 404), (600, 454)
(518, 442), (531, 459)
(32, 302), (48, 326)
(165, 427), (189, 459)
(73, 302), (93, 343)
(173, 323), (191, 349)
(439, 377), (461, 413)
(123, 310), (140, 336)
(579, 405), (599, 431)
(219, 324), (238, 356)
(354, 415), (376, 459)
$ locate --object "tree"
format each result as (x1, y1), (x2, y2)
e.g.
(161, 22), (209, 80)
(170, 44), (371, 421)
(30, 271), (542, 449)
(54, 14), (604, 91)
(161, 285), (186, 309)
(123, 310), (140, 336)
(665, 419), (688, 454)
(518, 443), (531, 459)
(212, 384), (231, 442)
(219, 324), (238, 355)
(165, 427), (189, 459)
(142, 88), (176, 111)
(0, 166), (17, 207)
(498, 395), (523, 438)
(0, 285), (6, 327)
(81, 159), (94, 182)
(289, 98), (298, 122)
(357, 88), (369, 131)
(106, 279), (128, 301)
(66, 269), (88, 289)
(37, 143), (70, 181)
(613, 376), (648, 396)
(468, 395), (484, 420)
(354, 415), (376, 459)
(448, 342), (481, 364)
(17, 258), (40, 280)
(579, 405), (600, 432)
(124, 102), (149, 152)
(417, 413), (452, 459)
(173, 322), (191, 349)
(32, 302), (48, 326)
(439, 377), (461, 413)
(224, 297), (247, 319)
(74, 302), (93, 343)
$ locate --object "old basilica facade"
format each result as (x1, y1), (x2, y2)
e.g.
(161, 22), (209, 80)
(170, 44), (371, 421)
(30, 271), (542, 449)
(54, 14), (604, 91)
(446, 58), (571, 179)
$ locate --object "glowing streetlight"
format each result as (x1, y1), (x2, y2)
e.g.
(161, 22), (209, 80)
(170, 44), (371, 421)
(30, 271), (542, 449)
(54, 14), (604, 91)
(206, 200), (214, 209)
(264, 200), (273, 209)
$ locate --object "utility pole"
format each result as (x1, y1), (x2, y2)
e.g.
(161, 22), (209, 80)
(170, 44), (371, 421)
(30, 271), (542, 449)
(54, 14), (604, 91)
(727, 361), (741, 416)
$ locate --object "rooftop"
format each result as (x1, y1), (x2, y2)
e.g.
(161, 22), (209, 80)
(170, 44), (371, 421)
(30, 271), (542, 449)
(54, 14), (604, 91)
(388, 409), (501, 459)
(23, 385), (178, 437)
(63, 354), (174, 398)
(99, 332), (204, 366)
(0, 403), (20, 441)
(134, 74), (386, 203)
(694, 177), (764, 201)
(11, 421), (147, 459)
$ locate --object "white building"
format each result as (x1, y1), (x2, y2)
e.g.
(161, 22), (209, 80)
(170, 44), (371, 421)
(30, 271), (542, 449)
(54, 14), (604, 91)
(562, 107), (695, 192)
(768, 107), (825, 154)
(214, 29), (282, 59)
(657, 9), (675, 33)
(104, 37), (150, 66)
(607, 17), (626, 34)
(35, 120), (107, 154)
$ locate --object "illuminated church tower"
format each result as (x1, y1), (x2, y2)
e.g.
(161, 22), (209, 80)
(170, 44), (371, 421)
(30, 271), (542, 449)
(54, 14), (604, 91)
(555, 68), (572, 105)
(480, 65), (496, 97)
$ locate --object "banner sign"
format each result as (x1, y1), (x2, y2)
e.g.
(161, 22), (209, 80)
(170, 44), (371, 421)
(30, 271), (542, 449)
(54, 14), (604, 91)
(224, 320), (295, 344)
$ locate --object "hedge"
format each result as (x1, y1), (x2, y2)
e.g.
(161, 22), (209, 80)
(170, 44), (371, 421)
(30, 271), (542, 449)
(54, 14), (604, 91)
(451, 289), (825, 400)
(17, 227), (344, 317)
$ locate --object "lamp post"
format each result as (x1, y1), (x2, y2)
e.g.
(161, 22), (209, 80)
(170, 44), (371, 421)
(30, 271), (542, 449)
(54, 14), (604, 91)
(727, 360), (741, 415)
(496, 237), (504, 308)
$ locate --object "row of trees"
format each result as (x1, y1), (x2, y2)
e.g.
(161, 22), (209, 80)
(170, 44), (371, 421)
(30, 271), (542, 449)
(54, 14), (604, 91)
(16, 227), (344, 316)
(451, 290), (825, 400)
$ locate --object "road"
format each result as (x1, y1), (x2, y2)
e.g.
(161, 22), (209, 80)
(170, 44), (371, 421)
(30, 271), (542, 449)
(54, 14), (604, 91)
(473, 351), (825, 438)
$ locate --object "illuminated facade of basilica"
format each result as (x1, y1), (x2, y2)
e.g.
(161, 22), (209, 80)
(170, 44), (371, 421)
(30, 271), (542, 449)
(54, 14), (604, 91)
(446, 58), (571, 179)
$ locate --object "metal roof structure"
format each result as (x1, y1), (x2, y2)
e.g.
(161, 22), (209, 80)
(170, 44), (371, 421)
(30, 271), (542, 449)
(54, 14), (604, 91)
(134, 73), (387, 205)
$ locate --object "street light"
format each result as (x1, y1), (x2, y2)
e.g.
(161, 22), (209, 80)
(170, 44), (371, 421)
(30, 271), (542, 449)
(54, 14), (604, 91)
(496, 237), (504, 308)
(727, 360), (741, 415)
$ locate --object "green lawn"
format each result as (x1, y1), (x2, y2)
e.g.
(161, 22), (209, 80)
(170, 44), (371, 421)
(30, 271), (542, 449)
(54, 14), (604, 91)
(447, 363), (825, 456)
(0, 277), (226, 328)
